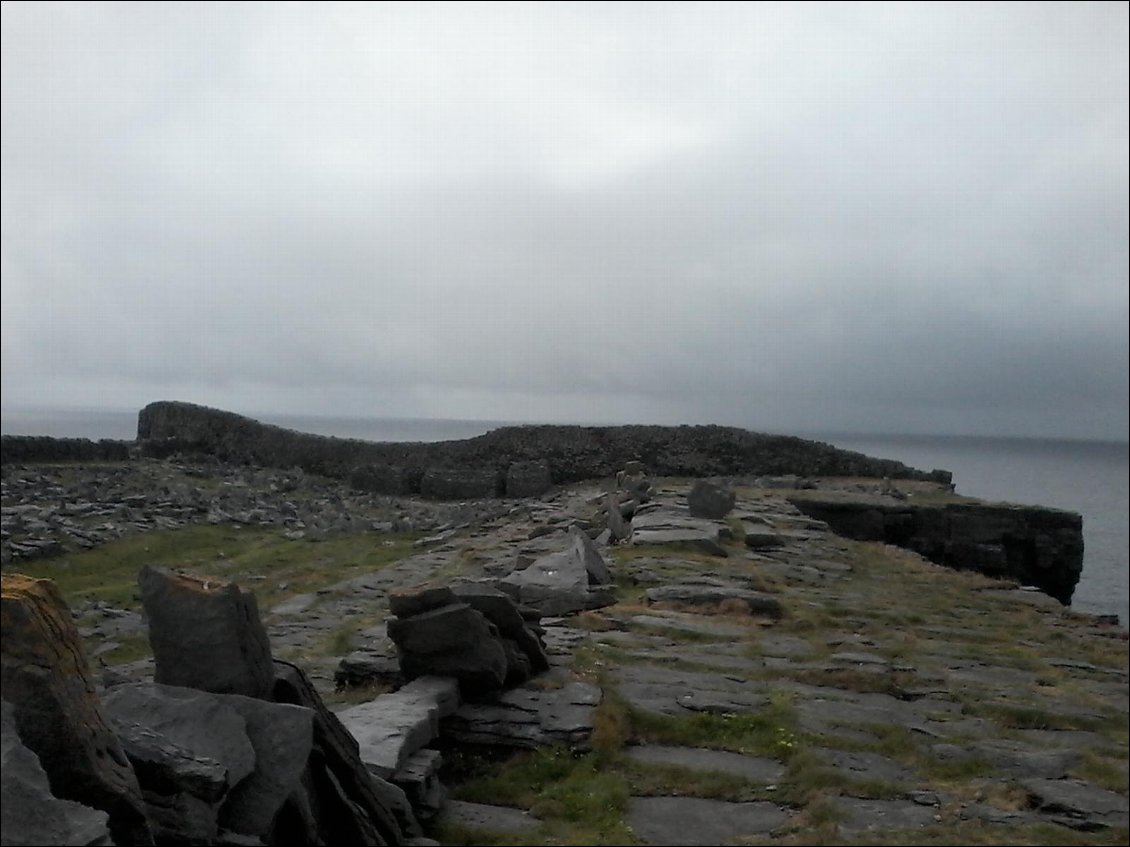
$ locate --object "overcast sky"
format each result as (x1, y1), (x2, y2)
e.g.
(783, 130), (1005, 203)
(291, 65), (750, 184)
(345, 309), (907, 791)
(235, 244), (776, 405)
(2, 2), (1127, 440)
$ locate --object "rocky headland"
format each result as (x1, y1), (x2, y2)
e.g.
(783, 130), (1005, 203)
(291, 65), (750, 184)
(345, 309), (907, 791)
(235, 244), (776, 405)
(1, 404), (1125, 845)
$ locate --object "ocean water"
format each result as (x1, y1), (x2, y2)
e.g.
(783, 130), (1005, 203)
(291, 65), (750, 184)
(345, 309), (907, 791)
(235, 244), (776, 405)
(3, 408), (1126, 625)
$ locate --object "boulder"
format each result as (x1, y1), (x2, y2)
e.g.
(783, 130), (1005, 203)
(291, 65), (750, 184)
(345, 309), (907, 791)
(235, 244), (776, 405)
(451, 582), (550, 676)
(688, 479), (736, 519)
(388, 603), (509, 695)
(112, 720), (228, 845)
(506, 460), (553, 498)
(1, 700), (112, 847)
(499, 527), (616, 615)
(139, 565), (275, 699)
(0, 574), (152, 846)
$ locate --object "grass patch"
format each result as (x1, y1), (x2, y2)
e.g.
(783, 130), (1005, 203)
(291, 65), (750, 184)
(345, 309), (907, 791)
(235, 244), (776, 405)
(15, 525), (419, 613)
(450, 746), (635, 845)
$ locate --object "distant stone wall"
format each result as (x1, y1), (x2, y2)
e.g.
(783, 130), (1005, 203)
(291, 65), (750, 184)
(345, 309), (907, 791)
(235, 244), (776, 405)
(134, 401), (952, 496)
(786, 493), (1085, 605)
(0, 436), (132, 464)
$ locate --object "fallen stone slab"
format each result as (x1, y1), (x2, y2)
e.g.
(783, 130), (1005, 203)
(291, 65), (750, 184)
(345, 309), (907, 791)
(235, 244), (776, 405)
(1, 700), (112, 847)
(624, 745), (785, 783)
(437, 799), (540, 835)
(626, 796), (790, 845)
(499, 527), (616, 615)
(336, 676), (461, 779)
(630, 510), (729, 556)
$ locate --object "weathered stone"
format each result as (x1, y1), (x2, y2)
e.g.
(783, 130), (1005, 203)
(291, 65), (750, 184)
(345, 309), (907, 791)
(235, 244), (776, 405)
(505, 460), (552, 498)
(387, 603), (509, 694)
(442, 681), (602, 750)
(390, 748), (446, 820)
(687, 479), (736, 519)
(498, 527), (615, 615)
(349, 462), (410, 495)
(271, 660), (422, 844)
(0, 574), (152, 846)
(218, 695), (315, 838)
(388, 585), (458, 619)
(605, 493), (632, 543)
(451, 582), (550, 674)
(139, 565), (275, 698)
(1, 700), (112, 847)
(102, 683), (256, 789)
(337, 677), (461, 779)
(114, 718), (231, 845)
(832, 796), (939, 834)
(1022, 777), (1129, 830)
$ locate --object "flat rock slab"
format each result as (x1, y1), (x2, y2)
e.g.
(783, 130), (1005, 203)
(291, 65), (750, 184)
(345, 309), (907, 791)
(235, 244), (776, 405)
(811, 748), (920, 787)
(627, 796), (790, 845)
(1022, 777), (1130, 829)
(442, 681), (601, 750)
(613, 664), (768, 717)
(832, 797), (939, 834)
(630, 612), (752, 639)
(624, 745), (785, 783)
(336, 676), (461, 778)
(437, 800), (539, 834)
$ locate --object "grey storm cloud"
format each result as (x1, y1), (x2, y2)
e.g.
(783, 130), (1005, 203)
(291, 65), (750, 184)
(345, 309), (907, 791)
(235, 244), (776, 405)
(2, 1), (1127, 438)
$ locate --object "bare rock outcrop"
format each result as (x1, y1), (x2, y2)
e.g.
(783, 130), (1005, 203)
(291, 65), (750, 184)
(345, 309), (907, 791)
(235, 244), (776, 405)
(687, 479), (736, 520)
(0, 574), (153, 845)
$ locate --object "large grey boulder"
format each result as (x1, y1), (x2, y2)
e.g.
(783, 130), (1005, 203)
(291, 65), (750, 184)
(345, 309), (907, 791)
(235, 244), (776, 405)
(102, 682), (315, 841)
(499, 526), (616, 615)
(1, 574), (152, 846)
(451, 582), (550, 676)
(101, 683), (256, 791)
(112, 720), (228, 845)
(1, 700), (112, 847)
(688, 479), (736, 519)
(139, 565), (275, 699)
(387, 603), (509, 695)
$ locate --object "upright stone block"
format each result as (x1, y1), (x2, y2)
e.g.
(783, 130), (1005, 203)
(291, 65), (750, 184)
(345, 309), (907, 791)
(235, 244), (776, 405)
(139, 565), (275, 698)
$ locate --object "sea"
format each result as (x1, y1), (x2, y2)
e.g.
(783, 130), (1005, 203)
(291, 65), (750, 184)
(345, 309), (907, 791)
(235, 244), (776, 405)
(3, 408), (1127, 627)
